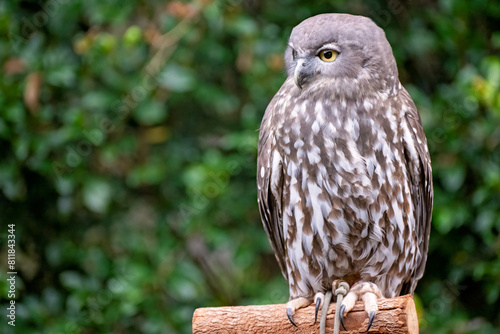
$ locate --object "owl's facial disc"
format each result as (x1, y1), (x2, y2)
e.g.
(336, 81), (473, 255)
(292, 45), (340, 89)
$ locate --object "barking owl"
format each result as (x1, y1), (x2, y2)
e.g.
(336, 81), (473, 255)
(257, 13), (433, 331)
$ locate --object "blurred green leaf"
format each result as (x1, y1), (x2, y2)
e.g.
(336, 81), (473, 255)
(82, 178), (112, 214)
(60, 271), (83, 290)
(158, 64), (196, 92)
(133, 99), (168, 126)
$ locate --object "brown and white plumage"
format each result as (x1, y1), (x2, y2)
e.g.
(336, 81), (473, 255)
(257, 13), (432, 330)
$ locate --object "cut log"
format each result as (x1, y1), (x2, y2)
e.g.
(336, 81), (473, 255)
(193, 294), (418, 333)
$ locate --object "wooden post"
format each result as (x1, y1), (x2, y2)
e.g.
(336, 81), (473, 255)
(193, 294), (418, 333)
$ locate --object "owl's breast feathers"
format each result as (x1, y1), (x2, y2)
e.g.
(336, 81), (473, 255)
(257, 78), (432, 298)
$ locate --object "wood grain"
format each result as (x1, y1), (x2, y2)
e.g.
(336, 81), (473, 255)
(193, 294), (418, 333)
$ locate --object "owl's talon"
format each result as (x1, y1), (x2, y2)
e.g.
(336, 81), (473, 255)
(338, 282), (383, 332)
(314, 292), (325, 323)
(287, 307), (297, 327)
(314, 297), (321, 323)
(366, 310), (375, 332)
(339, 304), (347, 331)
(285, 297), (311, 327)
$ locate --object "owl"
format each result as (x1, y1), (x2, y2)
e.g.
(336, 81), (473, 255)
(257, 13), (433, 332)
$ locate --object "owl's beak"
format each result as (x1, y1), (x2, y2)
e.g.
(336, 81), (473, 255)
(294, 58), (308, 89)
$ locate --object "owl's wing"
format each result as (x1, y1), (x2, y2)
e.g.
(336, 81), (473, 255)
(400, 89), (433, 294)
(257, 103), (288, 280)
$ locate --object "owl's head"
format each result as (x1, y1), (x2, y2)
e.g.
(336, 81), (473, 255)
(285, 14), (399, 98)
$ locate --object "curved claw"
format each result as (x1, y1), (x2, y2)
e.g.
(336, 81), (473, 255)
(366, 310), (375, 332)
(287, 307), (297, 327)
(339, 304), (347, 331)
(314, 296), (322, 323)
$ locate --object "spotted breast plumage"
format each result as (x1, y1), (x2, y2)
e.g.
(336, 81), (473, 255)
(257, 13), (433, 331)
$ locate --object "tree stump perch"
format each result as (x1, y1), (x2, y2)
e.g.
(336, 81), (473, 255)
(193, 294), (418, 333)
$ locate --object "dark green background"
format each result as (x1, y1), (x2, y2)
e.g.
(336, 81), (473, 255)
(1, 0), (499, 333)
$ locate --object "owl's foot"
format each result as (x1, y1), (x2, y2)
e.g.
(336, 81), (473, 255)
(286, 297), (312, 327)
(339, 281), (384, 332)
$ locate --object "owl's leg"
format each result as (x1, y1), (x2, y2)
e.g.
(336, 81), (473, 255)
(318, 290), (332, 334)
(339, 281), (384, 331)
(286, 297), (312, 327)
(317, 279), (341, 334)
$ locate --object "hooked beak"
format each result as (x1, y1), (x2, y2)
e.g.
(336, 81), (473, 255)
(293, 58), (308, 89)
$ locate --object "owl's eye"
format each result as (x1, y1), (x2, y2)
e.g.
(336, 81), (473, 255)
(318, 49), (338, 62)
(292, 49), (298, 60)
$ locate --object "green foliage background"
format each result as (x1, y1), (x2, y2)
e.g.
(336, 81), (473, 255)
(1, 0), (499, 333)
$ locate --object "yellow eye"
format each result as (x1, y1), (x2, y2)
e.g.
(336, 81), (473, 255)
(319, 49), (338, 62)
